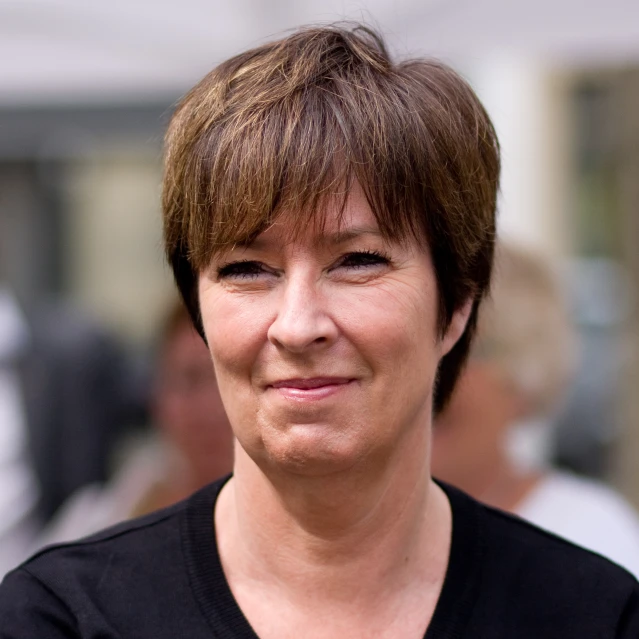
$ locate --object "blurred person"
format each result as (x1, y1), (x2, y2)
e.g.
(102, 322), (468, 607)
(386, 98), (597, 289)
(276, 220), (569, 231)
(0, 287), (39, 577)
(0, 283), (126, 578)
(141, 299), (235, 508)
(37, 300), (234, 544)
(432, 242), (639, 576)
(2, 24), (638, 639)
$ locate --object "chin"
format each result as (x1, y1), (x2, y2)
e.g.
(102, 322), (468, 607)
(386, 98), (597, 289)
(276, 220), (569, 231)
(258, 426), (367, 477)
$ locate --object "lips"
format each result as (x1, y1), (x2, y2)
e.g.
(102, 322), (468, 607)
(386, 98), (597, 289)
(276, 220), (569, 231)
(270, 377), (351, 390)
(267, 377), (354, 400)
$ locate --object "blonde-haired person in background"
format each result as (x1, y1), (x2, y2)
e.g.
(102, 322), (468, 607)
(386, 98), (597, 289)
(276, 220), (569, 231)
(432, 242), (639, 576)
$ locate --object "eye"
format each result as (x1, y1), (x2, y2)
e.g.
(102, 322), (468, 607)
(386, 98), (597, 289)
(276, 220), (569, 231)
(334, 250), (390, 270)
(216, 260), (269, 280)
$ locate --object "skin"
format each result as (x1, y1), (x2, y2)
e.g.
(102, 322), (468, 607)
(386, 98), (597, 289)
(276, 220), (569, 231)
(198, 185), (472, 639)
(432, 361), (541, 512)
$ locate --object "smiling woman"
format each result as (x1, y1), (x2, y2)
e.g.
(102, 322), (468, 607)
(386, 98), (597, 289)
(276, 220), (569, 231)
(1, 23), (638, 639)
(198, 186), (464, 481)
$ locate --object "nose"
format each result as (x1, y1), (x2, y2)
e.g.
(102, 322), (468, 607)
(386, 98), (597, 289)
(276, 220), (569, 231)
(267, 275), (338, 353)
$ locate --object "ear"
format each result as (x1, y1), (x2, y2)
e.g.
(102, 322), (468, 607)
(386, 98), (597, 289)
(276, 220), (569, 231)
(440, 298), (473, 357)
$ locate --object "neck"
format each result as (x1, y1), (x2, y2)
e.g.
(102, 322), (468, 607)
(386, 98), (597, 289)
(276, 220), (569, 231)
(215, 430), (451, 606)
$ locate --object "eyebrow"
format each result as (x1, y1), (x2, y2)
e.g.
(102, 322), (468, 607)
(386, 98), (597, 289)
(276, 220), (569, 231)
(322, 227), (384, 244)
(243, 226), (384, 251)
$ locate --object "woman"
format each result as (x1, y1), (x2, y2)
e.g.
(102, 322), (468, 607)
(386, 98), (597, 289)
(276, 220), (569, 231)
(1, 24), (638, 638)
(33, 301), (234, 546)
(432, 242), (639, 576)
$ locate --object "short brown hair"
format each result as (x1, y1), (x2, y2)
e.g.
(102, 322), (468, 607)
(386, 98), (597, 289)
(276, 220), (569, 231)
(162, 24), (500, 413)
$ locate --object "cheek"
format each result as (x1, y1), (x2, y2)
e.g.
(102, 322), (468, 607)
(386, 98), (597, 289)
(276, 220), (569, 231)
(200, 289), (269, 374)
(199, 289), (272, 436)
(334, 280), (440, 372)
(331, 285), (442, 433)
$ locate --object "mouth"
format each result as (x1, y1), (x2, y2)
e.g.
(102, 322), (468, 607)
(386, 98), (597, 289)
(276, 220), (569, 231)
(267, 377), (355, 400)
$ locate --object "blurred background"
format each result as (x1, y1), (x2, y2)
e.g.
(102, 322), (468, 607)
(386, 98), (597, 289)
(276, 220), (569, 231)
(1, 0), (638, 546)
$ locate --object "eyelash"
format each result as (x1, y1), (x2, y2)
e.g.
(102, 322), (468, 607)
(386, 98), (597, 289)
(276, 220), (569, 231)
(216, 260), (267, 280)
(216, 250), (391, 280)
(333, 250), (390, 270)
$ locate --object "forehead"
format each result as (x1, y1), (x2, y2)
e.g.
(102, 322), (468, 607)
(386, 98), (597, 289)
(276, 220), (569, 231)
(242, 184), (386, 251)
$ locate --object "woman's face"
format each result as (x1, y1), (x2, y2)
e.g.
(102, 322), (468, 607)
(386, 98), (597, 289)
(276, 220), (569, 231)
(153, 319), (234, 481)
(198, 186), (470, 476)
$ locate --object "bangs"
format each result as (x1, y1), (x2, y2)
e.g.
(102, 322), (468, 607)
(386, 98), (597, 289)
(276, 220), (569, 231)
(163, 32), (434, 270)
(187, 90), (364, 258)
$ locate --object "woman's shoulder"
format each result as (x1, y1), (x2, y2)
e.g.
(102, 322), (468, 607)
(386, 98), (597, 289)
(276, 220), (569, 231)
(441, 480), (639, 638)
(2, 496), (187, 594)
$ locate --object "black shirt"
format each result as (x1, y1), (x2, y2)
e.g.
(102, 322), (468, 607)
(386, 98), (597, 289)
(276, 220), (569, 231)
(1, 477), (638, 638)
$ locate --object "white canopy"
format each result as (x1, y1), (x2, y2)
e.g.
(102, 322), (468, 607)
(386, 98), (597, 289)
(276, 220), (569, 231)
(1, 0), (639, 104)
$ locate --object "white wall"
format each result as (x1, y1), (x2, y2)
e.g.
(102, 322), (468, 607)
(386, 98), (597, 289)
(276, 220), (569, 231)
(468, 56), (574, 257)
